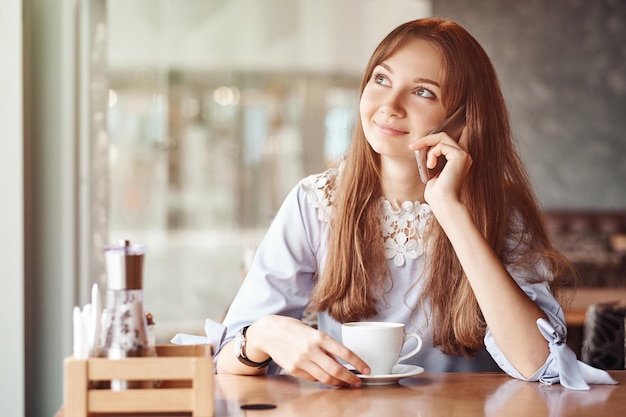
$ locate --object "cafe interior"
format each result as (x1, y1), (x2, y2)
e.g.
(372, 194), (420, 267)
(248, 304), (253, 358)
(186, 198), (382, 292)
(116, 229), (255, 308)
(3, 0), (626, 416)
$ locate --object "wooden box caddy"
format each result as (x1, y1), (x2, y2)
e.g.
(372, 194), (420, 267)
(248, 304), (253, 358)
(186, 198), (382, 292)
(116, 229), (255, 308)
(63, 344), (213, 417)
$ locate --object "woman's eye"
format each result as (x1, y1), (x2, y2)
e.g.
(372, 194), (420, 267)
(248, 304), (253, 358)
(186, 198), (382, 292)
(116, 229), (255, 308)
(416, 87), (436, 99)
(373, 73), (391, 86)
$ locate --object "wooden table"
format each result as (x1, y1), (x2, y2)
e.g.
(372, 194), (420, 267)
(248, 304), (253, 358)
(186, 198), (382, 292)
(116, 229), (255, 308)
(56, 370), (626, 417)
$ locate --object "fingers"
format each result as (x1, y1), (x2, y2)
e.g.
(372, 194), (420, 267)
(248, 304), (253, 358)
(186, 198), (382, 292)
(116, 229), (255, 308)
(301, 336), (366, 387)
(426, 137), (463, 169)
(288, 350), (363, 388)
(425, 125), (472, 170)
(321, 341), (371, 384)
(331, 343), (370, 376)
(263, 317), (365, 388)
(410, 128), (459, 149)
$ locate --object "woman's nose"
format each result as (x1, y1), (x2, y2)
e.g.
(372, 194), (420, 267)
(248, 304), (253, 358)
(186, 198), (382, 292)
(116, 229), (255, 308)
(378, 92), (405, 117)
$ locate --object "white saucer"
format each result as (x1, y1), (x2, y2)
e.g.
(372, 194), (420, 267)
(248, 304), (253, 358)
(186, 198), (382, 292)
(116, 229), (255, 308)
(348, 364), (424, 386)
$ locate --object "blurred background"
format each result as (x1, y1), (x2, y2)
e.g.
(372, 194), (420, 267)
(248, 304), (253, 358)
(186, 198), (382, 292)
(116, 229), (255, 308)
(3, 0), (626, 416)
(104, 0), (407, 332)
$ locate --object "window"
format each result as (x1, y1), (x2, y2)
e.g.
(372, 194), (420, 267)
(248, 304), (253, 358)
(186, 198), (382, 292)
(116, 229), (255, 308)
(98, 0), (430, 341)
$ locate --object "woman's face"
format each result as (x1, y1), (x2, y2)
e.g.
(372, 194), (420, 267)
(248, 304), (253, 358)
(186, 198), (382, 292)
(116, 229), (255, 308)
(360, 38), (447, 161)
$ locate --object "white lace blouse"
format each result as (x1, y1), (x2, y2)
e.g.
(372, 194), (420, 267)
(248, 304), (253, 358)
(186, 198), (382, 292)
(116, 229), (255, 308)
(218, 168), (572, 377)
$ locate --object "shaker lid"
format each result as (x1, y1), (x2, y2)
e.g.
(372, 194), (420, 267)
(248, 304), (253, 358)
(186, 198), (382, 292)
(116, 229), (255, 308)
(104, 239), (145, 290)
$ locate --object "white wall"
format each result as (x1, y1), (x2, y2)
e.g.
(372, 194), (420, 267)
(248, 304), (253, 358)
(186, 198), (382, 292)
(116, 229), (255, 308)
(0, 0), (25, 416)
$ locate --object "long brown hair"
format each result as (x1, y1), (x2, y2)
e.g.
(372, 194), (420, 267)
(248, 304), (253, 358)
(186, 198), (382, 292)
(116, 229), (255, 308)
(310, 18), (574, 356)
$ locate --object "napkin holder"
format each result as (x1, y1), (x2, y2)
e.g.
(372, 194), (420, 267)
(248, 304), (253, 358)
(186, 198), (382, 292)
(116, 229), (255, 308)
(63, 344), (213, 417)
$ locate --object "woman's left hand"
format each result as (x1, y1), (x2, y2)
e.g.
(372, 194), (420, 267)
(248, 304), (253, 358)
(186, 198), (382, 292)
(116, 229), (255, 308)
(411, 126), (472, 208)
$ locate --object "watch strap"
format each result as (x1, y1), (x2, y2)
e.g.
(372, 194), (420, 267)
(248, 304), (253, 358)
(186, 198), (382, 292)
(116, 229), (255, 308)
(236, 325), (272, 369)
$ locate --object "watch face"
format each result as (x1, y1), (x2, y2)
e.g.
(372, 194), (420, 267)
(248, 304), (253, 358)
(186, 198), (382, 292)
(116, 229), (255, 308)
(234, 329), (244, 355)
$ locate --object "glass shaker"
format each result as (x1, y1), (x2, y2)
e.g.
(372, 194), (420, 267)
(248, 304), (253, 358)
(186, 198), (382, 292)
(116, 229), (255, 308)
(101, 239), (157, 389)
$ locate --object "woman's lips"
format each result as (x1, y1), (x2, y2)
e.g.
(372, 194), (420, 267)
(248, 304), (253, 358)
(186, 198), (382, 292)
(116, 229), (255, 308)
(374, 121), (408, 136)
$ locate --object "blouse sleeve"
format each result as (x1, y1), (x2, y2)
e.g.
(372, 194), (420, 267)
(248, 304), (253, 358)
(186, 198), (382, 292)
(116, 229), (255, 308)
(484, 249), (617, 389)
(483, 275), (566, 378)
(216, 183), (322, 355)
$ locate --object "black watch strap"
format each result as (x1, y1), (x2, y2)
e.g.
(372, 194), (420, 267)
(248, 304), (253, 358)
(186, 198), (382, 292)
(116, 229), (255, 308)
(235, 325), (272, 369)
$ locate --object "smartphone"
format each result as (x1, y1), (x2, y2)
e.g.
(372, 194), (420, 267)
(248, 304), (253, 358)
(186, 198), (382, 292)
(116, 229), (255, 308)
(415, 104), (466, 183)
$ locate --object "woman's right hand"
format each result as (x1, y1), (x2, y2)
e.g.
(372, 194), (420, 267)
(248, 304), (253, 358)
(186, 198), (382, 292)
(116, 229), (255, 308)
(220, 315), (370, 387)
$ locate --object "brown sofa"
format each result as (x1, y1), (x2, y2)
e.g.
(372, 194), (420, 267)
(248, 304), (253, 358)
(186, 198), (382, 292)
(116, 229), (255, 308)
(544, 211), (626, 360)
(544, 210), (626, 287)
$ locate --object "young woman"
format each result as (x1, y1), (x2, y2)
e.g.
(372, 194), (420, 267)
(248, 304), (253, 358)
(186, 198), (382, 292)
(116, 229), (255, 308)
(215, 18), (578, 388)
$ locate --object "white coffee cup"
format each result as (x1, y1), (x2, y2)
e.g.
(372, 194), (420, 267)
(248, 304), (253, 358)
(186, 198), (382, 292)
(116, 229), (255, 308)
(341, 321), (423, 375)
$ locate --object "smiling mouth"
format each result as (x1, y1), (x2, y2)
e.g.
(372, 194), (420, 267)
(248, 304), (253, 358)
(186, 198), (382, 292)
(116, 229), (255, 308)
(375, 122), (408, 136)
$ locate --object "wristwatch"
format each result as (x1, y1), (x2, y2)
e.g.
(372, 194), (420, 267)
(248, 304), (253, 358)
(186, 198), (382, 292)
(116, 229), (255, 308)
(234, 325), (272, 368)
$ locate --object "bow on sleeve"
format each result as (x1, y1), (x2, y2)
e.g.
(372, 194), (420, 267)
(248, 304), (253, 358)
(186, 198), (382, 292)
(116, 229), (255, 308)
(536, 318), (618, 390)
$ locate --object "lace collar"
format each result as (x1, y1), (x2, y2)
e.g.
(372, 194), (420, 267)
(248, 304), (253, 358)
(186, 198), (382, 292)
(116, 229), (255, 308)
(301, 169), (432, 266)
